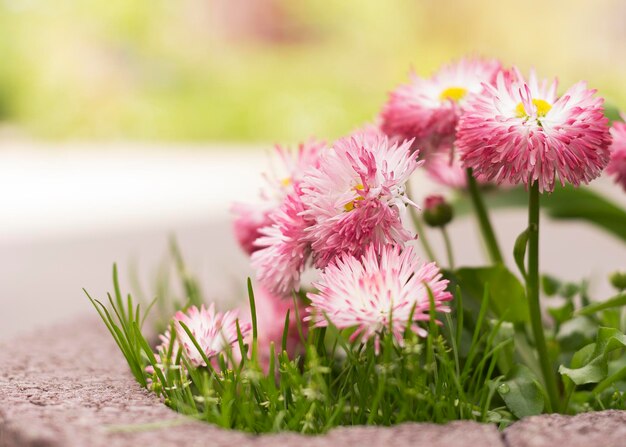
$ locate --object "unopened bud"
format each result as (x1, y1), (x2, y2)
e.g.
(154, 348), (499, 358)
(609, 271), (626, 291)
(423, 195), (453, 228)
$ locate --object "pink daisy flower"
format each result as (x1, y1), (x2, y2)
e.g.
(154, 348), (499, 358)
(300, 132), (421, 269)
(607, 114), (626, 192)
(456, 68), (612, 193)
(381, 58), (501, 154)
(231, 203), (274, 255)
(173, 304), (250, 368)
(231, 139), (325, 255)
(306, 244), (452, 352)
(424, 148), (468, 188)
(251, 188), (312, 295)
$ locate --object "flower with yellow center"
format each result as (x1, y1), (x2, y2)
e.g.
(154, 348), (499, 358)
(439, 86), (468, 102)
(515, 98), (552, 119)
(344, 184), (365, 212)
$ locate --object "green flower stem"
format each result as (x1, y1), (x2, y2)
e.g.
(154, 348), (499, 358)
(527, 181), (560, 412)
(465, 168), (504, 265)
(412, 211), (439, 264)
(441, 227), (455, 270)
(406, 181), (439, 264)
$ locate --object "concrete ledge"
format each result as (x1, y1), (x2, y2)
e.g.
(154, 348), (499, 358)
(0, 317), (623, 446)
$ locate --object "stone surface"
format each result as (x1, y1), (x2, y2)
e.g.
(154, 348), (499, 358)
(503, 410), (626, 447)
(0, 316), (625, 447)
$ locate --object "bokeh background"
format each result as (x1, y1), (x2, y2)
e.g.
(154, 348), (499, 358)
(0, 0), (624, 142)
(1, 0), (625, 340)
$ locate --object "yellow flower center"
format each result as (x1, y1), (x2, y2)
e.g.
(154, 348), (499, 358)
(344, 184), (365, 212)
(439, 86), (467, 102)
(515, 98), (552, 118)
(280, 177), (292, 187)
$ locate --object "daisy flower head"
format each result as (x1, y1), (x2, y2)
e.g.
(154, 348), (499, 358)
(173, 304), (250, 368)
(251, 187), (312, 296)
(457, 68), (612, 193)
(231, 202), (273, 255)
(381, 57), (501, 154)
(300, 132), (421, 269)
(261, 139), (327, 202)
(607, 114), (626, 192)
(306, 244), (452, 353)
(424, 148), (469, 189)
(231, 139), (325, 256)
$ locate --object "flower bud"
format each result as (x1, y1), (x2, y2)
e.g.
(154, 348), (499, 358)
(423, 195), (453, 228)
(609, 271), (626, 291)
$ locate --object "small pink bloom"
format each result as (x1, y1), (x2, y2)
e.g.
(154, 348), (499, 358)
(456, 68), (612, 193)
(424, 195), (445, 209)
(261, 139), (327, 201)
(231, 203), (273, 255)
(607, 115), (626, 192)
(300, 132), (421, 269)
(251, 188), (312, 295)
(381, 58), (501, 155)
(424, 148), (469, 188)
(306, 244), (452, 353)
(173, 304), (250, 368)
(231, 139), (325, 255)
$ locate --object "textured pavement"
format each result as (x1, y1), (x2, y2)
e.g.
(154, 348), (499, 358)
(1, 317), (625, 447)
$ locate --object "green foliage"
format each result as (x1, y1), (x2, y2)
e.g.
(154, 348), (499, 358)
(454, 266), (528, 323)
(87, 268), (510, 434)
(497, 365), (544, 419)
(559, 328), (626, 386)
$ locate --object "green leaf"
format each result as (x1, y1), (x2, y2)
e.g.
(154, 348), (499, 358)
(513, 229), (529, 280)
(576, 293), (626, 317)
(548, 301), (574, 325)
(559, 327), (626, 385)
(497, 365), (545, 419)
(455, 265), (529, 322)
(556, 316), (597, 351)
(541, 275), (561, 297)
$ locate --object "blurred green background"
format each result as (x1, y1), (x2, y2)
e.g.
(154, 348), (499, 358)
(0, 0), (624, 143)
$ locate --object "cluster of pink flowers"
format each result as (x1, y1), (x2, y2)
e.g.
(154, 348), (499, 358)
(231, 128), (452, 349)
(156, 57), (621, 366)
(381, 58), (614, 192)
(248, 132), (422, 296)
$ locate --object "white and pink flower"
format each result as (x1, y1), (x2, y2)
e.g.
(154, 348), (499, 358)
(381, 58), (501, 155)
(456, 68), (612, 193)
(306, 244), (452, 352)
(251, 188), (312, 296)
(173, 304), (250, 368)
(300, 132), (421, 269)
(231, 140), (325, 255)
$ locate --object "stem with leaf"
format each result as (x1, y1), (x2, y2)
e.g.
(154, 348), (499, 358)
(465, 168), (504, 265)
